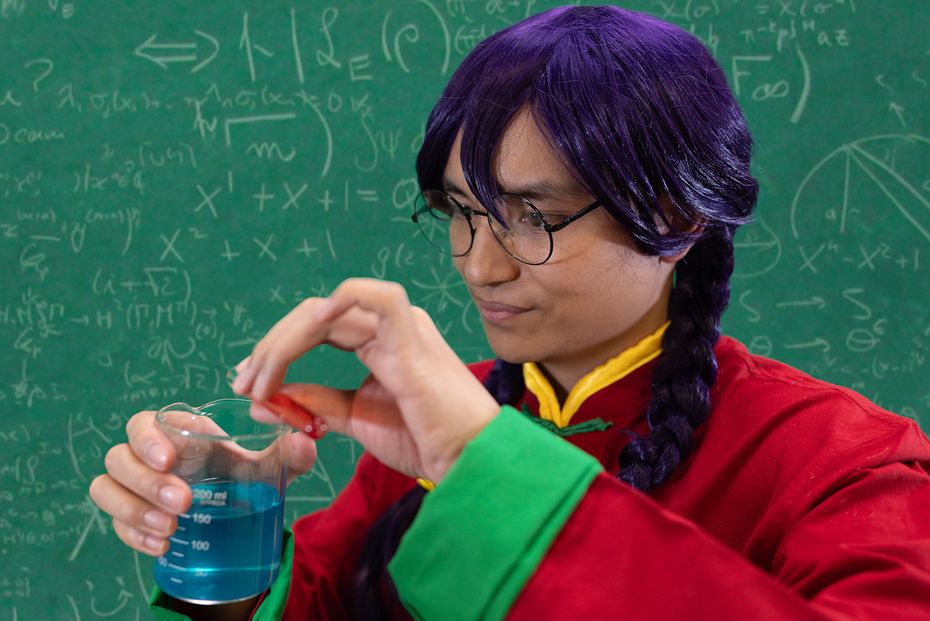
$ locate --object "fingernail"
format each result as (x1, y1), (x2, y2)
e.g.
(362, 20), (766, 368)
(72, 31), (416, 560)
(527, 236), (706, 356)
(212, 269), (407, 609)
(159, 486), (185, 511)
(228, 358), (253, 393)
(144, 535), (165, 552)
(144, 510), (170, 532)
(146, 444), (167, 469)
(233, 366), (255, 394)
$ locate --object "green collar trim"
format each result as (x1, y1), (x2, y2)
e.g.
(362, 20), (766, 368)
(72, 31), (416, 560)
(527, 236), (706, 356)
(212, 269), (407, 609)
(520, 404), (614, 437)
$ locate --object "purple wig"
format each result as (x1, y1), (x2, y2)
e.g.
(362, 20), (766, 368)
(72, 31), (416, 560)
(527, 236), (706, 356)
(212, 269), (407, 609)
(416, 5), (757, 256)
(353, 6), (759, 617)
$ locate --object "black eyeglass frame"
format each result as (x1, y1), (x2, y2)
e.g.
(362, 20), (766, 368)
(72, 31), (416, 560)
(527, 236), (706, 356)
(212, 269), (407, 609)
(411, 189), (603, 265)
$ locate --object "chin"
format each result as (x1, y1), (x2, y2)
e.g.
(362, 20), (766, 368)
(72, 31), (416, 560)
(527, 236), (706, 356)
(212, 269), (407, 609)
(484, 333), (537, 365)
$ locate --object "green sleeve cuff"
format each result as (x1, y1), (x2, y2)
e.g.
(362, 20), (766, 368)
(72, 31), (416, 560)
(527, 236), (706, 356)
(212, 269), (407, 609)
(388, 405), (603, 620)
(149, 528), (294, 620)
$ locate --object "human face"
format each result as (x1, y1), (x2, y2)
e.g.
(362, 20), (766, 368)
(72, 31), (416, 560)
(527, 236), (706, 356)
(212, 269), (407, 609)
(445, 110), (680, 394)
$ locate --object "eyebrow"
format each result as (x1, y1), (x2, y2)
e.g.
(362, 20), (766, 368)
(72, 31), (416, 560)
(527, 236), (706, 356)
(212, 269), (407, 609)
(441, 176), (583, 203)
(440, 178), (469, 197)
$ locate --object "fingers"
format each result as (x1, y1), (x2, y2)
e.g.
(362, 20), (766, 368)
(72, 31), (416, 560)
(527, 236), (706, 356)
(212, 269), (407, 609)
(103, 442), (192, 515)
(234, 279), (418, 401)
(112, 516), (170, 557)
(89, 472), (173, 557)
(230, 299), (325, 400)
(126, 411), (176, 472)
(89, 410), (192, 557)
(232, 298), (333, 401)
(316, 278), (410, 319)
(317, 278), (418, 348)
(98, 411), (191, 549)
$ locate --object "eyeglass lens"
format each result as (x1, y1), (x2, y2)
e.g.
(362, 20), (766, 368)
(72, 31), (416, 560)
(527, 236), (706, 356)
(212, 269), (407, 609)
(413, 190), (553, 264)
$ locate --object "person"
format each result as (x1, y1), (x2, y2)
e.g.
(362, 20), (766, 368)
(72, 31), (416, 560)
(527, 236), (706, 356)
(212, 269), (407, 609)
(88, 5), (930, 620)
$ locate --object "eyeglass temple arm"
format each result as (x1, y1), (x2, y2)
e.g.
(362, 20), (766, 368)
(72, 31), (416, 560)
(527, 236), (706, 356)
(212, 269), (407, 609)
(545, 200), (603, 233)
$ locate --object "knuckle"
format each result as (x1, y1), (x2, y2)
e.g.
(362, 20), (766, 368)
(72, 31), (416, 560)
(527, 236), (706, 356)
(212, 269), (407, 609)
(332, 278), (355, 295)
(129, 502), (150, 527)
(138, 471), (165, 501)
(134, 504), (174, 537)
(112, 519), (137, 548)
(115, 519), (159, 555)
(103, 444), (126, 474)
(297, 297), (319, 313)
(380, 281), (409, 305)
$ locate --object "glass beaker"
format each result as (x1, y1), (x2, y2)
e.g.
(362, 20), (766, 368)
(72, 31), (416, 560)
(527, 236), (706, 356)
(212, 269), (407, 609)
(152, 398), (289, 604)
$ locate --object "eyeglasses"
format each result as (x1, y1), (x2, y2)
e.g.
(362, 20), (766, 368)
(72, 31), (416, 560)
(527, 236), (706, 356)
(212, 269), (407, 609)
(411, 189), (602, 265)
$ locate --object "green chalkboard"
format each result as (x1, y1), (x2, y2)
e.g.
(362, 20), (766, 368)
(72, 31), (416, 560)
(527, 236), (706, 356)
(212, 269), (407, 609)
(2, 0), (929, 617)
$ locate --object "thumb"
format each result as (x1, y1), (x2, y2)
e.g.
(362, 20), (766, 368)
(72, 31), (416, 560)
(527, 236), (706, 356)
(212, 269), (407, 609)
(282, 432), (317, 484)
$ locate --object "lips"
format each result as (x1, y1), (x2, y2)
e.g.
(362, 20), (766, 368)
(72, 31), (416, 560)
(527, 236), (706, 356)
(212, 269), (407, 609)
(474, 298), (532, 323)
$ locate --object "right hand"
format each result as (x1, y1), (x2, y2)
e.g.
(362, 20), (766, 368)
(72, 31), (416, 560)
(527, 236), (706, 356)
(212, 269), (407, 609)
(89, 410), (317, 557)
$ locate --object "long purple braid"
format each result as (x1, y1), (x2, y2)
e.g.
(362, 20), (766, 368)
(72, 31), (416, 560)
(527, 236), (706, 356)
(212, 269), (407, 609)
(619, 227), (735, 490)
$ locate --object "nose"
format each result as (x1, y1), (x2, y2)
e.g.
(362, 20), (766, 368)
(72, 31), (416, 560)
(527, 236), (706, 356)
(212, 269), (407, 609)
(456, 216), (521, 287)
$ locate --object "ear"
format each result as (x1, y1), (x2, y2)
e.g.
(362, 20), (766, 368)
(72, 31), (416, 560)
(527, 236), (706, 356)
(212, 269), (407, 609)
(655, 194), (704, 264)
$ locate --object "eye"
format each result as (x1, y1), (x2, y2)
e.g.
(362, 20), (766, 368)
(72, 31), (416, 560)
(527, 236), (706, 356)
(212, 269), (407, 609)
(429, 192), (471, 219)
(438, 196), (457, 211)
(539, 212), (569, 225)
(498, 194), (545, 231)
(518, 210), (547, 230)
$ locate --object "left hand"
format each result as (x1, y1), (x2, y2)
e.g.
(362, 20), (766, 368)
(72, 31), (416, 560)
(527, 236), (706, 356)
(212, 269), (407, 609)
(231, 278), (501, 483)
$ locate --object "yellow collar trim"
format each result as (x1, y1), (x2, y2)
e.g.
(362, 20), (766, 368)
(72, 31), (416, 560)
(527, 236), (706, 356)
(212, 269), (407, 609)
(523, 322), (669, 429)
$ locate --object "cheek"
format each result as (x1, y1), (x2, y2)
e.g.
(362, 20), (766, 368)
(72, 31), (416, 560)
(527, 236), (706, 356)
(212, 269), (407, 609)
(535, 270), (603, 322)
(551, 252), (657, 314)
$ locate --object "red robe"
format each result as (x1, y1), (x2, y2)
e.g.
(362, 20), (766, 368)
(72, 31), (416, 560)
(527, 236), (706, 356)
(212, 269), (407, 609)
(282, 336), (930, 619)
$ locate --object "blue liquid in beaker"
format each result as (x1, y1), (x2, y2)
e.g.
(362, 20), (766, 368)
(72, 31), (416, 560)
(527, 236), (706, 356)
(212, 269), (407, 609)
(153, 481), (284, 603)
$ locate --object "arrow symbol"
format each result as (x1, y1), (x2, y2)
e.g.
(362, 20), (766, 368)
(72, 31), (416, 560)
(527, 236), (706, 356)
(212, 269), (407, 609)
(889, 102), (906, 128)
(134, 34), (195, 68)
(134, 31), (219, 73)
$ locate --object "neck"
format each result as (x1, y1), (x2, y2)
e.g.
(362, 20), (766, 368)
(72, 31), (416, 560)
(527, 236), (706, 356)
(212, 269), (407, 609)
(537, 291), (671, 405)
